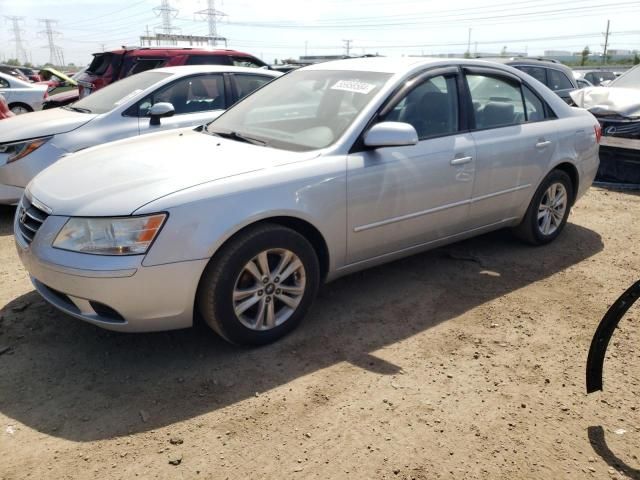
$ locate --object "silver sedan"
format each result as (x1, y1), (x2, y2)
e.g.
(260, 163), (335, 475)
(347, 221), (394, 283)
(0, 72), (48, 114)
(0, 65), (280, 204)
(16, 57), (600, 345)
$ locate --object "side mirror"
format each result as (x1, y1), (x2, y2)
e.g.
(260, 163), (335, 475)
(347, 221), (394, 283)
(363, 122), (418, 149)
(149, 102), (175, 126)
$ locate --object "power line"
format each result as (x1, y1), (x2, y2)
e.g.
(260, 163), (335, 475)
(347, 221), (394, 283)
(39, 18), (64, 66)
(5, 16), (28, 64)
(195, 0), (227, 46)
(153, 0), (180, 35)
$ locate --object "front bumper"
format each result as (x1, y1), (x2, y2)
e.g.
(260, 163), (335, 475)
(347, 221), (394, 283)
(14, 210), (209, 333)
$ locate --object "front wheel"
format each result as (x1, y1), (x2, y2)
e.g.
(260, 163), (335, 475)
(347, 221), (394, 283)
(513, 170), (573, 245)
(197, 224), (320, 345)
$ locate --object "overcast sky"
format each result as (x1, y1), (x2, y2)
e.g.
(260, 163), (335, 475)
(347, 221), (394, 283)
(0, 0), (639, 66)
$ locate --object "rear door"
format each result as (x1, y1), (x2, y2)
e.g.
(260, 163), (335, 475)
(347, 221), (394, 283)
(463, 67), (558, 228)
(133, 73), (228, 134)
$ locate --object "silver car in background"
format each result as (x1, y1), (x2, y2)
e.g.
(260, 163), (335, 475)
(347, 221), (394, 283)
(16, 57), (600, 345)
(0, 72), (48, 114)
(0, 66), (280, 204)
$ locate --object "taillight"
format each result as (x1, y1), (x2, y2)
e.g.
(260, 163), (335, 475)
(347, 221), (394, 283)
(43, 91), (49, 100)
(594, 124), (602, 144)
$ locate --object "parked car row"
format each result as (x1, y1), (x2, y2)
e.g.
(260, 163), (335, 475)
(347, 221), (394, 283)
(6, 57), (601, 345)
(0, 72), (48, 114)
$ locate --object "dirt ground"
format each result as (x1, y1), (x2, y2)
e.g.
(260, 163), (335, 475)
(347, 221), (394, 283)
(0, 187), (638, 480)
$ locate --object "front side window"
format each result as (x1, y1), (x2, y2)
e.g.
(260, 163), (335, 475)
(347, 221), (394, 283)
(233, 74), (273, 101)
(547, 69), (573, 90)
(207, 70), (391, 152)
(466, 74), (525, 129)
(383, 74), (459, 139)
(69, 71), (171, 114)
(138, 74), (226, 116)
(517, 66), (547, 85)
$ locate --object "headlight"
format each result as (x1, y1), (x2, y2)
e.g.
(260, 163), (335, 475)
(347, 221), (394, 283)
(52, 214), (167, 255)
(0, 137), (52, 163)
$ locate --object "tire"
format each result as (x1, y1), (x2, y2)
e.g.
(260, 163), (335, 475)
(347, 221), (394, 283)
(9, 103), (32, 115)
(197, 223), (320, 346)
(513, 169), (574, 245)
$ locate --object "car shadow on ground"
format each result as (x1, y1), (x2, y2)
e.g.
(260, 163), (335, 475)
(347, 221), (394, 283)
(0, 223), (603, 442)
(588, 426), (640, 480)
(0, 205), (15, 236)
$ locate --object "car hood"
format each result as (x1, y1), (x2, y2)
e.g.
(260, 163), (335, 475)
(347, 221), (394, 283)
(0, 108), (96, 143)
(28, 129), (322, 216)
(39, 67), (77, 86)
(570, 86), (640, 118)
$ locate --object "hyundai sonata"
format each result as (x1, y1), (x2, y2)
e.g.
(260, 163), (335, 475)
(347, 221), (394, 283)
(15, 57), (600, 345)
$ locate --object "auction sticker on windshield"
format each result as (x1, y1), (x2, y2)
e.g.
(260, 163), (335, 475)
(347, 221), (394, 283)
(331, 80), (377, 94)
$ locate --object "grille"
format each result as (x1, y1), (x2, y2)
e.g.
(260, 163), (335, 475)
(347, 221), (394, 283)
(599, 119), (640, 139)
(17, 196), (49, 245)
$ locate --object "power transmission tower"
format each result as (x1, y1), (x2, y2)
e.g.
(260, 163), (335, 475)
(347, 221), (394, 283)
(5, 16), (28, 64)
(343, 39), (353, 57)
(153, 0), (180, 35)
(602, 19), (611, 65)
(38, 18), (63, 66)
(195, 0), (227, 46)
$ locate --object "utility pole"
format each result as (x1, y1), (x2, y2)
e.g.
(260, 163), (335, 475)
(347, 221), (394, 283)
(466, 28), (472, 57)
(38, 18), (63, 66)
(195, 0), (227, 46)
(602, 19), (610, 65)
(153, 0), (179, 35)
(343, 39), (353, 57)
(5, 16), (28, 64)
(305, 40), (308, 56)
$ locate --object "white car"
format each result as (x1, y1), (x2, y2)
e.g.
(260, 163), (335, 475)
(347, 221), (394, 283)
(0, 72), (48, 114)
(0, 65), (281, 204)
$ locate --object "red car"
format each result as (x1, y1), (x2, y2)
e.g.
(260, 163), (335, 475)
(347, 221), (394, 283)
(76, 47), (268, 98)
(0, 94), (15, 120)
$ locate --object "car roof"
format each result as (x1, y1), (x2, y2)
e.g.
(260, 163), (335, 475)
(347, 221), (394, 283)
(151, 65), (281, 76)
(94, 48), (257, 57)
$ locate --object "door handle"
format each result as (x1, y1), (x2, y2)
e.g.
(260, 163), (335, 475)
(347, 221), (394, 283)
(535, 140), (552, 148)
(450, 156), (473, 166)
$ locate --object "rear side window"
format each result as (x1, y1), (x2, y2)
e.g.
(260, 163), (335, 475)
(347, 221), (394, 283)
(128, 59), (165, 76)
(383, 74), (459, 139)
(516, 66), (546, 85)
(234, 74), (273, 100)
(232, 56), (266, 68)
(185, 55), (231, 66)
(523, 86), (547, 122)
(547, 70), (573, 91)
(466, 74), (525, 129)
(87, 53), (114, 75)
(0, 78), (9, 88)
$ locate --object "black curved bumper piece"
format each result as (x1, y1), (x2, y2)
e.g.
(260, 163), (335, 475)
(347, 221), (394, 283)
(586, 280), (640, 393)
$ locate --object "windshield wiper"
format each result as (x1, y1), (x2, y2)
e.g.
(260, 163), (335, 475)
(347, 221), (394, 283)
(63, 106), (92, 114)
(208, 130), (267, 146)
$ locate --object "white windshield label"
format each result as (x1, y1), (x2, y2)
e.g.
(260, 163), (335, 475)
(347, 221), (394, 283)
(331, 80), (376, 94)
(113, 89), (144, 106)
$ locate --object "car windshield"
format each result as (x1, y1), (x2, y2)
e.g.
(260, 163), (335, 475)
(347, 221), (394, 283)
(206, 70), (392, 151)
(610, 66), (640, 89)
(67, 71), (171, 114)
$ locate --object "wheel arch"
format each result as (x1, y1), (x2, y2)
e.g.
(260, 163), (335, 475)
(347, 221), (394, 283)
(551, 161), (579, 205)
(207, 214), (331, 283)
(8, 101), (33, 112)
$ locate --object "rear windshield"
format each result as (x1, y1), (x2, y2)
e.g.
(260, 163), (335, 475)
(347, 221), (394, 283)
(87, 53), (115, 75)
(68, 71), (170, 114)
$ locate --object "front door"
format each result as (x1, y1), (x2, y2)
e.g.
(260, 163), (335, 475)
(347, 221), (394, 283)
(346, 71), (476, 264)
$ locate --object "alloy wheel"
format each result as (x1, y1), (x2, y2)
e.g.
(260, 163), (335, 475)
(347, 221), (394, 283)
(537, 182), (567, 236)
(232, 248), (306, 331)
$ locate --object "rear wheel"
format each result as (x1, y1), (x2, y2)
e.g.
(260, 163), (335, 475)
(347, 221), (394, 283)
(197, 224), (320, 345)
(513, 170), (573, 245)
(9, 103), (32, 115)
